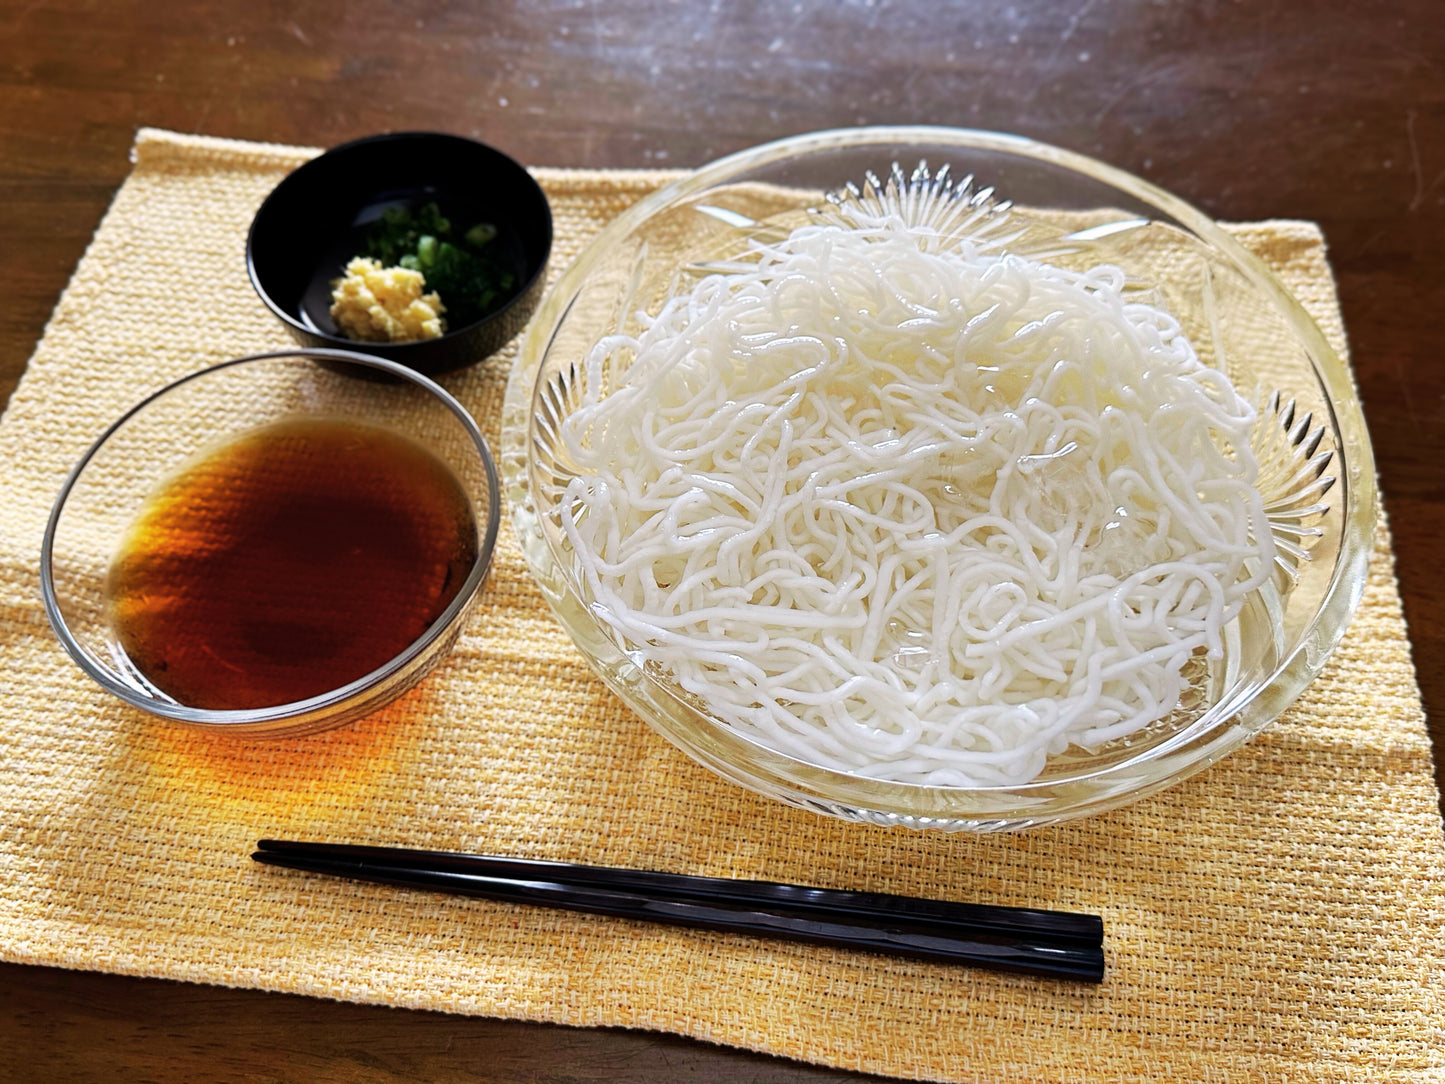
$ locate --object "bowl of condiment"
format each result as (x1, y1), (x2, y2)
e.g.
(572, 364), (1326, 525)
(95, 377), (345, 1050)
(502, 126), (1377, 830)
(42, 349), (501, 736)
(247, 132), (552, 376)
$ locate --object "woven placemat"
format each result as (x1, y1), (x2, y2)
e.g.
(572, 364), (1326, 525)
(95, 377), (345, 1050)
(1, 128), (1442, 1083)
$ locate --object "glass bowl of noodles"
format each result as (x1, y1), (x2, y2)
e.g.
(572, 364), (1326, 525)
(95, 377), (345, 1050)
(501, 126), (1376, 831)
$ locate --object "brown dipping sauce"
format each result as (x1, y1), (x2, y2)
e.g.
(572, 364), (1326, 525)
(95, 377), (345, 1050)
(104, 417), (478, 710)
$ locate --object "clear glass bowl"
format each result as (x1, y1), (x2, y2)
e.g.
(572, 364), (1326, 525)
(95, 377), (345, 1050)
(501, 127), (1376, 830)
(43, 349), (501, 737)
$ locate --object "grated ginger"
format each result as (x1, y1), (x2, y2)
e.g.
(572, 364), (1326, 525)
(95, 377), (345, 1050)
(329, 257), (447, 342)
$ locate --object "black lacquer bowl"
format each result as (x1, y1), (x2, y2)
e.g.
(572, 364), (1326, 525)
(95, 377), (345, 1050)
(248, 131), (552, 376)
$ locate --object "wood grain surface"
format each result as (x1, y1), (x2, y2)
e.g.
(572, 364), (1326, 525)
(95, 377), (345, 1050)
(2, 1), (1441, 1080)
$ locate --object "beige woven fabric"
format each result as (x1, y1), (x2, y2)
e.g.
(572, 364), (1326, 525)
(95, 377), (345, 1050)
(1, 128), (1442, 1083)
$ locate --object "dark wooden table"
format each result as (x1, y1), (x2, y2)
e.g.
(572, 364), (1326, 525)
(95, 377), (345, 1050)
(2, 2), (1441, 1080)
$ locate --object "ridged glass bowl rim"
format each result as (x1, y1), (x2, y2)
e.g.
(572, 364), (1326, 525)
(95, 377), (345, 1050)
(40, 348), (503, 730)
(506, 125), (1377, 806)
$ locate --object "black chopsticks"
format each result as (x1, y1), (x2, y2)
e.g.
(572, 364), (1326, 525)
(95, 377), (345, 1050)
(253, 839), (1104, 982)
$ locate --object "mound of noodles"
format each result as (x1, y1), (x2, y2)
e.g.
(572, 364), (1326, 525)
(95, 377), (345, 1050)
(557, 208), (1274, 786)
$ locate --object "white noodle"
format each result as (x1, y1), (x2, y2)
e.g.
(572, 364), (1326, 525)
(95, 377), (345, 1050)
(557, 212), (1275, 786)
